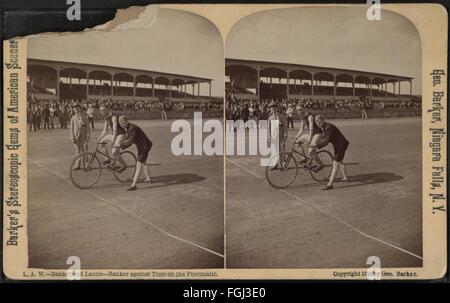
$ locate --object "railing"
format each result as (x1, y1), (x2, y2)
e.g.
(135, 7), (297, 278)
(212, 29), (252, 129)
(94, 109), (223, 120)
(292, 109), (421, 119)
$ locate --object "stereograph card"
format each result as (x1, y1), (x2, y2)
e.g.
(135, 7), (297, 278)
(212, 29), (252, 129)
(2, 3), (447, 281)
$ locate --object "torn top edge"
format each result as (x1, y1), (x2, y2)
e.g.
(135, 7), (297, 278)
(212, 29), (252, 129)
(19, 5), (160, 39)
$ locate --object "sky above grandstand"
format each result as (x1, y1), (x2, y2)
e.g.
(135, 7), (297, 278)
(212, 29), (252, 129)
(226, 6), (422, 95)
(28, 8), (224, 97)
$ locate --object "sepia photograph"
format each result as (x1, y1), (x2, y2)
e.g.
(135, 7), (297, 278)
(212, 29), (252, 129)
(2, 2), (446, 281)
(225, 6), (423, 268)
(25, 7), (225, 269)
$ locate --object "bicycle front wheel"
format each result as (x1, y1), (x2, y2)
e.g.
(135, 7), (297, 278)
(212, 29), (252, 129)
(69, 152), (102, 189)
(265, 152), (298, 189)
(113, 150), (137, 182)
(309, 150), (334, 183)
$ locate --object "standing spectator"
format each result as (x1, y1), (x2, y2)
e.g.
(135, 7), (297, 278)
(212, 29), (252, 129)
(49, 104), (56, 129)
(34, 105), (41, 130)
(87, 103), (95, 129)
(42, 105), (50, 130)
(359, 96), (368, 119)
(28, 105), (35, 131)
(70, 102), (90, 170)
(286, 103), (294, 129)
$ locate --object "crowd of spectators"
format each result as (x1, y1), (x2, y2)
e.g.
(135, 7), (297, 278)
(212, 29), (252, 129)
(225, 87), (421, 122)
(27, 96), (223, 132)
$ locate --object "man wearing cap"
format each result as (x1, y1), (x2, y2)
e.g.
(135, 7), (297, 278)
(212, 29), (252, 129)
(313, 115), (349, 190)
(116, 116), (153, 191)
(97, 104), (127, 171)
(268, 101), (288, 169)
(293, 104), (323, 169)
(70, 102), (90, 170)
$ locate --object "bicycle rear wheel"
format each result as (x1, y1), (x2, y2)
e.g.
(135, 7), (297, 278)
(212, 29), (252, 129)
(309, 150), (333, 183)
(69, 152), (102, 189)
(113, 150), (137, 182)
(265, 152), (298, 189)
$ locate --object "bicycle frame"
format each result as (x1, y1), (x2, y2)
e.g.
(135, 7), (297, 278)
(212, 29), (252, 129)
(286, 143), (311, 168)
(85, 142), (117, 169)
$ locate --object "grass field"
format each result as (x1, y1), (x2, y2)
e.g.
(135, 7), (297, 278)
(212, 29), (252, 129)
(28, 119), (224, 269)
(226, 117), (422, 268)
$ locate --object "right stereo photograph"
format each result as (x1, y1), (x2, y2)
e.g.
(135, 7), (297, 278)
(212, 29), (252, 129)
(225, 6), (422, 269)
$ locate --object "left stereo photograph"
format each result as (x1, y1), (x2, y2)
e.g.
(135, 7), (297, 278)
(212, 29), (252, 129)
(25, 7), (225, 269)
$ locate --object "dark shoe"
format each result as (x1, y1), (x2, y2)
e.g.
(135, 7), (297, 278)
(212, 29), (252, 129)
(270, 164), (279, 171)
(126, 185), (137, 191)
(322, 184), (333, 190)
(312, 164), (324, 172)
(73, 167), (81, 171)
(299, 158), (308, 165)
(116, 165), (127, 173)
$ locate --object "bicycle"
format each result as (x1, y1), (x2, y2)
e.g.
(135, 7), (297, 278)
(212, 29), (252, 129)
(69, 140), (137, 189)
(265, 138), (333, 189)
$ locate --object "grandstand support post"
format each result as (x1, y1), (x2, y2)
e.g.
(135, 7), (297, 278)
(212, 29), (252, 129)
(169, 79), (172, 98)
(86, 71), (89, 99)
(110, 74), (113, 96)
(257, 68), (260, 99)
(409, 80), (412, 96)
(311, 73), (314, 96)
(209, 81), (211, 97)
(369, 78), (372, 98)
(398, 81), (401, 95)
(133, 76), (136, 97)
(152, 78), (155, 98)
(197, 82), (200, 97)
(384, 82), (387, 97)
(56, 68), (60, 101)
(333, 75), (337, 96)
(393, 82), (396, 96)
(286, 71), (290, 99)
(352, 77), (355, 97)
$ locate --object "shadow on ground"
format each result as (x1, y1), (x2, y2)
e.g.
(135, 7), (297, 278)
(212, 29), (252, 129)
(336, 172), (404, 189)
(92, 173), (206, 190)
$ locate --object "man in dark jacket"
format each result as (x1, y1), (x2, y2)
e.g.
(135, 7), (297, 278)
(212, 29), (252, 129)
(116, 115), (153, 191)
(313, 115), (350, 190)
(42, 105), (50, 130)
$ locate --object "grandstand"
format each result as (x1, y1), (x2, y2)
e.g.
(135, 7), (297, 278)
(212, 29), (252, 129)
(27, 58), (215, 104)
(225, 58), (418, 103)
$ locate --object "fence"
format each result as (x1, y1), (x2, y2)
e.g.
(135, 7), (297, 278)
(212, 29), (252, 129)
(293, 109), (421, 120)
(94, 109), (223, 120)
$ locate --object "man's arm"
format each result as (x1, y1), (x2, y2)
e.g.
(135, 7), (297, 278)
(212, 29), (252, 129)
(282, 115), (288, 140)
(70, 117), (75, 143)
(316, 124), (332, 149)
(98, 120), (108, 140)
(294, 120), (304, 141)
(308, 115), (314, 143)
(120, 126), (136, 150)
(111, 116), (118, 143)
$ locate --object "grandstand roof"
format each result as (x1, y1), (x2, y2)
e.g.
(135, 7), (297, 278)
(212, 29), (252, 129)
(226, 58), (413, 83)
(28, 58), (212, 83)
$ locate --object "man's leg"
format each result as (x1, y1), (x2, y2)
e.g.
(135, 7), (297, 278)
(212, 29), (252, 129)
(326, 160), (339, 188)
(99, 134), (112, 162)
(338, 162), (348, 181)
(142, 164), (152, 182)
(309, 134), (323, 169)
(113, 135), (127, 169)
(128, 161), (143, 189)
(73, 142), (82, 169)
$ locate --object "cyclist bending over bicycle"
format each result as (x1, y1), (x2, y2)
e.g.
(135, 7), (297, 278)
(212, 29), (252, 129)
(293, 105), (324, 172)
(97, 104), (127, 173)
